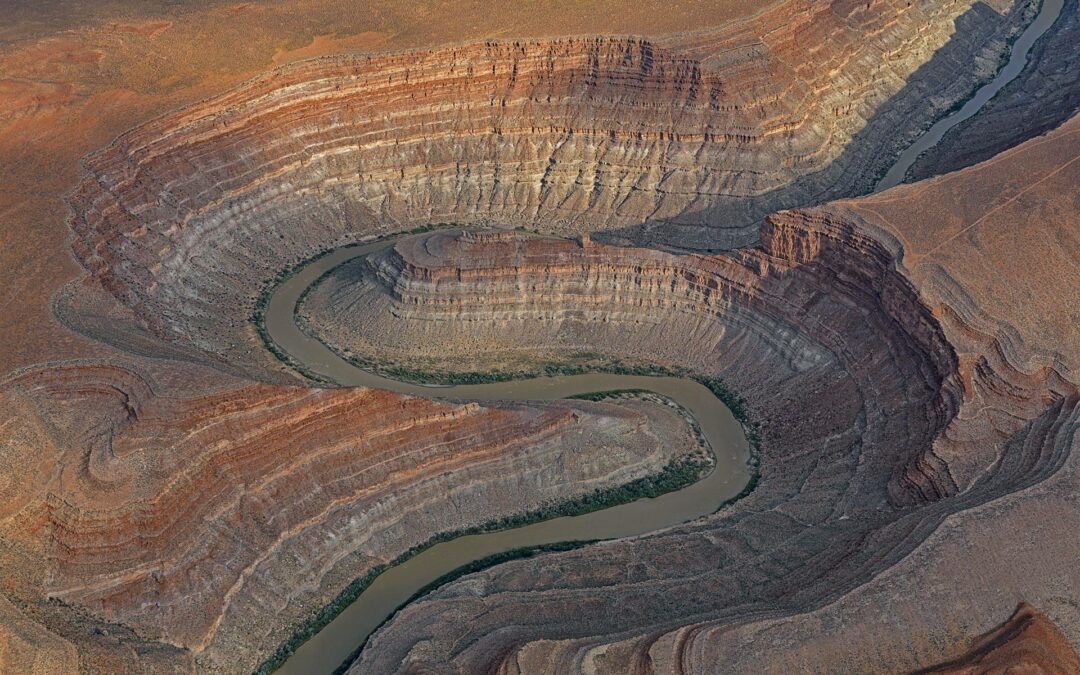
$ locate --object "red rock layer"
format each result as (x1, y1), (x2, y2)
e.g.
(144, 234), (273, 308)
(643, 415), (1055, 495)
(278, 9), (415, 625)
(347, 120), (1079, 672)
(41, 1), (1074, 670)
(0, 362), (699, 672)
(914, 603), (1080, 674)
(64, 0), (1034, 380)
(308, 224), (962, 507)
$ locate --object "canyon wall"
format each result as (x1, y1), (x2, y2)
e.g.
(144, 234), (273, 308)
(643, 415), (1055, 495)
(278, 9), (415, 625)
(344, 118), (1079, 672)
(65, 0), (1035, 382)
(0, 363), (700, 672)
(302, 230), (830, 376)
(25, 0), (1077, 671)
(908, 0), (1080, 182)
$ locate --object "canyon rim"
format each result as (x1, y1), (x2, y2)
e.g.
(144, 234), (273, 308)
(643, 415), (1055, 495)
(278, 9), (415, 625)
(0, 0), (1078, 674)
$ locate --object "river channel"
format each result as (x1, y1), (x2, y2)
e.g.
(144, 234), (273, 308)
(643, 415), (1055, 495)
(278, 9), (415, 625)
(267, 237), (750, 674)
(876, 0), (1064, 191)
(270, 1), (1064, 666)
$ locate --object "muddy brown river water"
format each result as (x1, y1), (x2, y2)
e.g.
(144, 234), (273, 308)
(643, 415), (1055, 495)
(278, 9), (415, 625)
(268, 2), (1067, 662)
(266, 237), (750, 674)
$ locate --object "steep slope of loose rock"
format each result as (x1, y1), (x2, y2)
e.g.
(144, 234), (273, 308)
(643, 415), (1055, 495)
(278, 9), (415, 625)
(914, 603), (1080, 674)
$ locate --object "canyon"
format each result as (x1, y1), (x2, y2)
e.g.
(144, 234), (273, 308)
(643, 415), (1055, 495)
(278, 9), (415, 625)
(308, 139), (1079, 670)
(908, 0), (1080, 181)
(0, 362), (706, 672)
(0, 0), (1077, 673)
(65, 0), (1039, 383)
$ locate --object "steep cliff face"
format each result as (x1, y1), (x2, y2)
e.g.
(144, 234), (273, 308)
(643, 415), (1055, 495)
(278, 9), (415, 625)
(307, 222), (969, 508)
(345, 119), (1079, 673)
(0, 363), (700, 673)
(31, 0), (1079, 671)
(64, 0), (1035, 381)
(907, 0), (1080, 183)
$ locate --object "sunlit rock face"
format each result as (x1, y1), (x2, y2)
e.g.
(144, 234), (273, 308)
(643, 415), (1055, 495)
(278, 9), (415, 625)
(65, 0), (1034, 380)
(340, 122), (1079, 672)
(0, 362), (702, 672)
(29, 0), (1078, 671)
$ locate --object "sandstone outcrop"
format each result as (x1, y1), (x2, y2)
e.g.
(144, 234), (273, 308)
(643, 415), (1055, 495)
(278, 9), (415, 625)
(2, 0), (1075, 671)
(0, 362), (701, 672)
(65, 0), (1036, 384)
(345, 118), (1079, 672)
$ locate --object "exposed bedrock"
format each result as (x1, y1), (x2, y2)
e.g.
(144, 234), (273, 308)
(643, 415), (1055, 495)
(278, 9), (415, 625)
(306, 223), (967, 507)
(0, 362), (701, 672)
(46, 1), (1078, 671)
(913, 603), (1080, 673)
(333, 122), (1079, 670)
(907, 0), (1080, 182)
(64, 0), (1038, 381)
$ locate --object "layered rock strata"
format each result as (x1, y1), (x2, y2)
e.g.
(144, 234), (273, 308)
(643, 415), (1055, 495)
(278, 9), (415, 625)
(0, 362), (701, 673)
(908, 0), (1080, 182)
(65, 0), (1036, 382)
(340, 119), (1078, 672)
(914, 603), (1080, 673)
(40, 2), (1079, 671)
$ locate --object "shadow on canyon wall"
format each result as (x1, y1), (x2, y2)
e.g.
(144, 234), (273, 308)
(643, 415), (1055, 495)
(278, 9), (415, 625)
(599, 0), (1043, 252)
(54, 0), (1047, 379)
(908, 0), (1079, 181)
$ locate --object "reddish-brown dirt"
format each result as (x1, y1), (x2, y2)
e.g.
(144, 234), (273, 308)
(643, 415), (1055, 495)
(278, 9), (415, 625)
(915, 603), (1080, 674)
(1, 0), (1077, 672)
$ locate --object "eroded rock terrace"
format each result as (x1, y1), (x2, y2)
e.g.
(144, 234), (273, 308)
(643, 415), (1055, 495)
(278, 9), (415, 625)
(299, 219), (1071, 671)
(0, 362), (701, 672)
(37, 0), (1080, 671)
(65, 0), (1036, 381)
(340, 122), (1080, 671)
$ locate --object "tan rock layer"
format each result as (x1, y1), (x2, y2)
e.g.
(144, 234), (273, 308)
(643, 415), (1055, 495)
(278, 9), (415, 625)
(64, 0), (1034, 381)
(333, 146), (1077, 670)
(0, 362), (700, 672)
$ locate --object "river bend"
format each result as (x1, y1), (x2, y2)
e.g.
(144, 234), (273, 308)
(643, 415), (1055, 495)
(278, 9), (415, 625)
(267, 237), (750, 674)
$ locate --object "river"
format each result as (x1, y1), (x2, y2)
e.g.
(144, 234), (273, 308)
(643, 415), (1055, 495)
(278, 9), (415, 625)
(269, 0), (1065, 666)
(876, 0), (1065, 191)
(266, 237), (750, 674)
